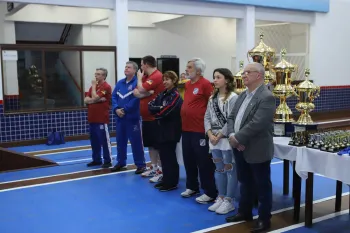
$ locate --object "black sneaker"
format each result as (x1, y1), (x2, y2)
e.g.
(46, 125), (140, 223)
(135, 167), (146, 174)
(110, 164), (127, 172)
(102, 162), (112, 168)
(159, 185), (177, 192)
(87, 161), (102, 167)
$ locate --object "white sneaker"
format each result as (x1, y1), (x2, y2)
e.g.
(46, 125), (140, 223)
(196, 194), (214, 204)
(141, 168), (156, 177)
(180, 189), (199, 198)
(208, 198), (224, 212)
(215, 198), (235, 214)
(149, 170), (163, 183)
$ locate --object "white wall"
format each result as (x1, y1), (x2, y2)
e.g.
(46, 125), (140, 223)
(309, 0), (350, 86)
(0, 3), (18, 96)
(129, 16), (236, 81)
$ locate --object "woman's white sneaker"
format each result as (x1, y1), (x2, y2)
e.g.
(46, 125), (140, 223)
(180, 189), (199, 197)
(208, 198), (224, 211)
(215, 198), (235, 214)
(195, 194), (214, 204)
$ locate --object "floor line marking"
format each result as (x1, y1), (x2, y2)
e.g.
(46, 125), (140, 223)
(0, 161), (145, 185)
(267, 209), (350, 233)
(0, 158), (282, 186)
(0, 159), (285, 192)
(190, 192), (350, 233)
(57, 150), (149, 164)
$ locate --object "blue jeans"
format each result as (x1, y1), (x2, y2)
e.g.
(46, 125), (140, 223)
(212, 149), (239, 200)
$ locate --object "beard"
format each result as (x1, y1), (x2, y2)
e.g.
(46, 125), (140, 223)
(185, 71), (196, 79)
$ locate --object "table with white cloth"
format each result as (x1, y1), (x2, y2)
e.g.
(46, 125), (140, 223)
(295, 146), (350, 227)
(273, 137), (303, 222)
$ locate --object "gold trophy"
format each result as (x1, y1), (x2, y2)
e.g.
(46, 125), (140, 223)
(233, 61), (246, 95)
(293, 68), (320, 132)
(247, 33), (276, 85)
(272, 49), (297, 136)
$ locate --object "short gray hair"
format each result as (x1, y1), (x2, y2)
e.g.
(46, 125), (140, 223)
(188, 57), (206, 76)
(126, 61), (138, 71)
(252, 62), (265, 77)
(96, 67), (108, 77)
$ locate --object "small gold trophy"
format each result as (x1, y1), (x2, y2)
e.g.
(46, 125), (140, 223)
(247, 33), (276, 85)
(272, 49), (297, 136)
(293, 68), (320, 132)
(233, 61), (246, 95)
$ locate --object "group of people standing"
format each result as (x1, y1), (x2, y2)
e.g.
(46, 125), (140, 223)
(84, 55), (275, 233)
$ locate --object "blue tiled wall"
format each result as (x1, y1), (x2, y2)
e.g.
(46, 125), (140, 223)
(0, 104), (117, 143)
(0, 86), (349, 143)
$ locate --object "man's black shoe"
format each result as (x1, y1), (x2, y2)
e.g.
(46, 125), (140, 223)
(102, 162), (112, 168)
(154, 182), (164, 189)
(135, 167), (146, 174)
(87, 161), (102, 167)
(226, 213), (253, 223)
(159, 185), (177, 192)
(110, 164), (127, 172)
(250, 220), (271, 233)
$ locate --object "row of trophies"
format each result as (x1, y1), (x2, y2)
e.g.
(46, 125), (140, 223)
(233, 33), (320, 137)
(287, 129), (350, 153)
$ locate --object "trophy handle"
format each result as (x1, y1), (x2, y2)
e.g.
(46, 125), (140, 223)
(247, 52), (250, 63)
(315, 86), (321, 98)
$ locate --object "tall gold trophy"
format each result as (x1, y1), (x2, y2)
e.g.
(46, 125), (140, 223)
(233, 61), (246, 95)
(247, 33), (276, 85)
(294, 68), (320, 131)
(272, 49), (297, 136)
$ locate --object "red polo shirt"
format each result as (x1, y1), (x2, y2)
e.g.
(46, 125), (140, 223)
(87, 81), (112, 124)
(140, 69), (165, 121)
(181, 77), (213, 133)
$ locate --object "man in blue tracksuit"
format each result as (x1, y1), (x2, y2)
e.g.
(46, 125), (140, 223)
(110, 61), (146, 174)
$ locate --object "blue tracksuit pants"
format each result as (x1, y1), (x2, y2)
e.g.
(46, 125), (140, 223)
(89, 123), (112, 164)
(116, 118), (145, 168)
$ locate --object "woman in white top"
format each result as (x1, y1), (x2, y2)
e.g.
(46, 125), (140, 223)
(204, 68), (238, 215)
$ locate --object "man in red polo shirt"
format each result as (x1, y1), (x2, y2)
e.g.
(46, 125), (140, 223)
(180, 58), (217, 204)
(84, 67), (112, 168)
(133, 55), (165, 183)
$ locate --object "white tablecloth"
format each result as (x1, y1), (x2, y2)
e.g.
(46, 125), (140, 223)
(273, 137), (301, 161)
(295, 147), (350, 185)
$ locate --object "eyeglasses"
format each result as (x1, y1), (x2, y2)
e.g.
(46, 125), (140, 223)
(242, 71), (259, 76)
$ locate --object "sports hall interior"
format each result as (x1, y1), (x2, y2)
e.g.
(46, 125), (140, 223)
(0, 0), (349, 232)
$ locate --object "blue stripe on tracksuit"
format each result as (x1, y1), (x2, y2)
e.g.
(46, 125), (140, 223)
(112, 76), (145, 168)
(90, 123), (112, 163)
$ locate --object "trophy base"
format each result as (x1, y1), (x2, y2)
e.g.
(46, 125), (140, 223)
(292, 123), (318, 133)
(274, 122), (293, 137)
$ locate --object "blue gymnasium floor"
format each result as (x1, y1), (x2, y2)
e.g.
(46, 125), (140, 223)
(0, 140), (349, 233)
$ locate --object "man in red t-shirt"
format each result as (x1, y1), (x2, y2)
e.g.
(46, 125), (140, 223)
(180, 58), (217, 203)
(133, 55), (165, 183)
(84, 67), (112, 168)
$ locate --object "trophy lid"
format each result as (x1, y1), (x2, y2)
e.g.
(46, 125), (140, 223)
(297, 69), (318, 90)
(248, 33), (275, 58)
(273, 49), (296, 72)
(233, 61), (244, 78)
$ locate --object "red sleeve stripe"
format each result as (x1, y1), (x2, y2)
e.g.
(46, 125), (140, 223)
(157, 91), (180, 116)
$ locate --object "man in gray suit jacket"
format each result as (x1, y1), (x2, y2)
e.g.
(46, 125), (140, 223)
(225, 62), (275, 233)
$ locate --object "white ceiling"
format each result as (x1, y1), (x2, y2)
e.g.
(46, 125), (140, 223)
(5, 4), (184, 27)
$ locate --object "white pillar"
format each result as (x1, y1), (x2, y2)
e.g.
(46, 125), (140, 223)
(112, 0), (129, 82)
(235, 6), (256, 70)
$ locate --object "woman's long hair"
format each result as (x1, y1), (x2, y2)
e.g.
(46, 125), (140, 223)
(212, 68), (236, 102)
